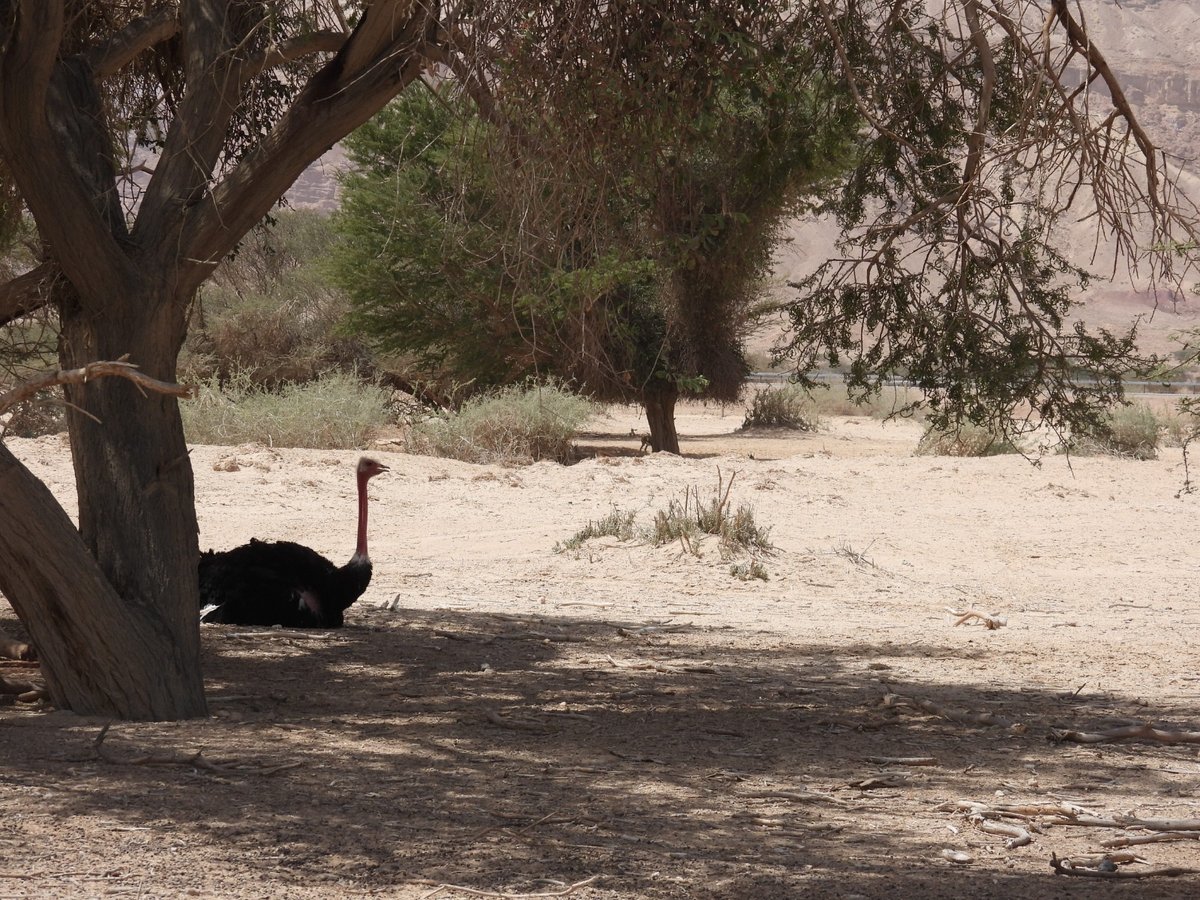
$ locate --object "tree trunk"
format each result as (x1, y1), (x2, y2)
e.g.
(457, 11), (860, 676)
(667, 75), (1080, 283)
(642, 381), (681, 454)
(0, 282), (208, 720)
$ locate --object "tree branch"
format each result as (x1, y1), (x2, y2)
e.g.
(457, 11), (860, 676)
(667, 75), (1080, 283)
(240, 30), (347, 83)
(177, 1), (439, 283)
(0, 358), (193, 418)
(0, 262), (55, 328)
(85, 5), (180, 78)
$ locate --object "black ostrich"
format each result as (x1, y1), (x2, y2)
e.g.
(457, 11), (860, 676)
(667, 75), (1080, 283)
(199, 457), (389, 628)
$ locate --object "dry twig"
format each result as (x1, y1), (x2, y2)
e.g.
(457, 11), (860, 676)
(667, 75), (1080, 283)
(946, 608), (1007, 629)
(419, 874), (599, 899)
(881, 686), (1023, 730)
(1050, 853), (1197, 879)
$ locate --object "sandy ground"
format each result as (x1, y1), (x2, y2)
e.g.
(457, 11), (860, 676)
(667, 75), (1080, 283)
(2, 402), (1200, 899)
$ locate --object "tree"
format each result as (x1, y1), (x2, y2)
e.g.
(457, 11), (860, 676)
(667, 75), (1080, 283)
(334, 19), (856, 452)
(0, 1), (440, 719)
(0, 1), (1196, 720)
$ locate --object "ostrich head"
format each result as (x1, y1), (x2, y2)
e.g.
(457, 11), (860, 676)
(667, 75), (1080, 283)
(357, 457), (389, 480)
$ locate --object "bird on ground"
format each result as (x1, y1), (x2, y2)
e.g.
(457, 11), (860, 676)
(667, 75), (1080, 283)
(199, 456), (389, 628)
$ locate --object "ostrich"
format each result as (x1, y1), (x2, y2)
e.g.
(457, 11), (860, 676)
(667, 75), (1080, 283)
(199, 457), (389, 628)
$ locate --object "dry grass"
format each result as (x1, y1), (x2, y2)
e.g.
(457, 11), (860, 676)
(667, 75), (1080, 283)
(407, 381), (597, 465)
(182, 369), (390, 449)
(915, 422), (1022, 457)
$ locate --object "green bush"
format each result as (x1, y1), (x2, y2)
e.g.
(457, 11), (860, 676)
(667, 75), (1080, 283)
(408, 381), (597, 464)
(742, 385), (822, 430)
(915, 422), (1021, 457)
(183, 369), (390, 449)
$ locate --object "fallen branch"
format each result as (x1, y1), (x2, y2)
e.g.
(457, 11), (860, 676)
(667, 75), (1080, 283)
(90, 723), (301, 776)
(1049, 722), (1200, 745)
(1046, 813), (1200, 832)
(946, 608), (1007, 629)
(1050, 853), (1197, 878)
(976, 818), (1033, 849)
(866, 756), (938, 766)
(0, 673), (40, 694)
(419, 874), (599, 899)
(0, 356), (193, 416)
(1101, 832), (1200, 849)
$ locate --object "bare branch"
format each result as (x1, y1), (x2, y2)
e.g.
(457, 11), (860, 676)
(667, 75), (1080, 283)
(0, 358), (193, 418)
(240, 30), (347, 83)
(177, 2), (439, 282)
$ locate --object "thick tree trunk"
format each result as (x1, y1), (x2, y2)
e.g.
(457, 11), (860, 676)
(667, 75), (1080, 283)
(0, 283), (209, 720)
(642, 382), (681, 454)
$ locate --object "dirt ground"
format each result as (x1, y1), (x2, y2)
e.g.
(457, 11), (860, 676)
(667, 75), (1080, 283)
(3, 402), (1200, 899)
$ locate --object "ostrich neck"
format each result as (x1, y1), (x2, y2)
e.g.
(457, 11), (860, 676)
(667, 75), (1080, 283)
(354, 470), (370, 561)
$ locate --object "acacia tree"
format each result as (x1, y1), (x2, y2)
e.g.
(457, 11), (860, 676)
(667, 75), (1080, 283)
(0, 1), (1196, 721)
(0, 1), (441, 719)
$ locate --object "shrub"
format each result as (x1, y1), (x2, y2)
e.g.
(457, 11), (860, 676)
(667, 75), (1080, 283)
(730, 559), (769, 581)
(183, 369), (390, 449)
(648, 471), (773, 558)
(408, 380), (597, 464)
(1070, 403), (1162, 460)
(742, 385), (821, 430)
(915, 422), (1021, 457)
(805, 382), (926, 420)
(555, 507), (637, 552)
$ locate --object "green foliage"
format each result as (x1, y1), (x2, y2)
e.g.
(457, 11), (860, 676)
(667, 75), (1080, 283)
(332, 27), (857, 415)
(778, 1), (1163, 441)
(742, 385), (822, 430)
(407, 380), (598, 465)
(182, 370), (390, 449)
(555, 507), (638, 553)
(915, 422), (1021, 457)
(185, 210), (368, 387)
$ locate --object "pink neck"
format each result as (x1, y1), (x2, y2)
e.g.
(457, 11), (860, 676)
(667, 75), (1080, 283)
(354, 469), (370, 560)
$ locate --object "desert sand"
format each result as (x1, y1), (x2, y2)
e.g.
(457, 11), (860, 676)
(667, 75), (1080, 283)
(2, 403), (1199, 898)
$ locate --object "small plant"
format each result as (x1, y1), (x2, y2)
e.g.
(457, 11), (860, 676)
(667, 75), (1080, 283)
(555, 507), (637, 552)
(183, 369), (390, 448)
(915, 422), (1020, 457)
(742, 385), (821, 430)
(648, 469), (773, 558)
(408, 380), (597, 465)
(730, 559), (769, 581)
(834, 540), (878, 570)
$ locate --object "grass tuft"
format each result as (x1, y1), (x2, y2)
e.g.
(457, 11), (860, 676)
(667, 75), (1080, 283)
(648, 470), (773, 559)
(555, 507), (637, 553)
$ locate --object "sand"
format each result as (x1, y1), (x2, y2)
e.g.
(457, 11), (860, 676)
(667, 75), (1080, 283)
(2, 403), (1199, 898)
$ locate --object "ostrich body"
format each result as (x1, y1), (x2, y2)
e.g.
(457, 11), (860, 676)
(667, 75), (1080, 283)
(199, 457), (388, 628)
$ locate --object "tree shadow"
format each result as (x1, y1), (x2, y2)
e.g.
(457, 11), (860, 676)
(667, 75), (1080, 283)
(2, 605), (1198, 898)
